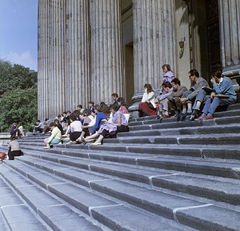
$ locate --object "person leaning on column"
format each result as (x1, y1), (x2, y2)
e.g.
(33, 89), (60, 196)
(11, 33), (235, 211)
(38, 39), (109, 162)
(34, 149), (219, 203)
(196, 65), (237, 120)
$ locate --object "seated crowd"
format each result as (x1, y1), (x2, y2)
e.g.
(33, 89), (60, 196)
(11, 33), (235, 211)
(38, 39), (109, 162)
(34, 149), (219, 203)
(30, 64), (236, 149)
(31, 94), (130, 149)
(138, 64), (237, 121)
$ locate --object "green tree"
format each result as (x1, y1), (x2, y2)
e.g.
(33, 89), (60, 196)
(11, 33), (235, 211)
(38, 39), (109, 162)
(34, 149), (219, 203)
(0, 60), (37, 95)
(0, 87), (38, 132)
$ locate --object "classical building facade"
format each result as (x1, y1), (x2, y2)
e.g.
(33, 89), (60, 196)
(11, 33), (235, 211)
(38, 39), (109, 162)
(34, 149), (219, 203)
(38, 0), (240, 119)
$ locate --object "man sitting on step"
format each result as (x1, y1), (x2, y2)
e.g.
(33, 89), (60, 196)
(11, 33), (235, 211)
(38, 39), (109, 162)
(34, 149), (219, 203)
(180, 69), (209, 120)
(167, 78), (188, 117)
(196, 65), (236, 120)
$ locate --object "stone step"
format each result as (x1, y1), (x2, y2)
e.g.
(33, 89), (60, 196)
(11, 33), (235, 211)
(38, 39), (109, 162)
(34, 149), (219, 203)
(129, 116), (240, 131)
(103, 133), (240, 146)
(25, 146), (240, 179)
(2, 160), (189, 231)
(118, 123), (240, 137)
(0, 167), (51, 231)
(17, 132), (240, 146)
(8, 150), (240, 206)
(12, 141), (240, 161)
(0, 164), (104, 231)
(129, 104), (240, 123)
(5, 156), (240, 231)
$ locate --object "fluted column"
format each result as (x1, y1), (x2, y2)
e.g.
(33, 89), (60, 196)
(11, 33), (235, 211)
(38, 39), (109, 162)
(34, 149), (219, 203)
(133, 0), (177, 92)
(38, 0), (49, 119)
(129, 0), (177, 111)
(65, 0), (90, 110)
(91, 0), (123, 104)
(48, 0), (65, 117)
(219, 0), (240, 91)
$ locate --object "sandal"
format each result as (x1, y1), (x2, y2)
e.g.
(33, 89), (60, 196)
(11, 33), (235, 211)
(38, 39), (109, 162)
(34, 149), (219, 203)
(91, 142), (102, 146)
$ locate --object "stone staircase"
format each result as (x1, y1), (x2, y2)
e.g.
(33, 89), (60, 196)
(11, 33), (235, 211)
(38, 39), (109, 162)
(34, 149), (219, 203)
(0, 103), (240, 231)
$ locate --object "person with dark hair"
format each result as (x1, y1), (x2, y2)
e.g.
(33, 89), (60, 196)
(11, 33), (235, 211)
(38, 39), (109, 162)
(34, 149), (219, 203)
(112, 93), (119, 107)
(196, 65), (236, 120)
(167, 78), (188, 117)
(117, 97), (128, 114)
(42, 118), (51, 134)
(32, 120), (44, 134)
(75, 111), (92, 141)
(82, 104), (129, 145)
(44, 122), (62, 149)
(162, 64), (175, 83)
(138, 83), (157, 117)
(78, 105), (110, 144)
(8, 135), (23, 160)
(10, 123), (20, 138)
(77, 104), (84, 113)
(88, 101), (94, 113)
(54, 119), (64, 135)
(66, 113), (82, 144)
(155, 81), (172, 118)
(180, 69), (209, 118)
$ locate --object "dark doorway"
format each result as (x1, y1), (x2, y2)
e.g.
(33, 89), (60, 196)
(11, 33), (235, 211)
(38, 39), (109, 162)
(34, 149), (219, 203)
(205, 0), (220, 78)
(125, 42), (134, 106)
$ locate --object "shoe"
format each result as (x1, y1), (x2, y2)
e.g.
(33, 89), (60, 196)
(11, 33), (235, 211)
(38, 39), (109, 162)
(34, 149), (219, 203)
(63, 137), (70, 141)
(162, 115), (170, 118)
(43, 146), (50, 149)
(91, 142), (101, 146)
(76, 137), (82, 143)
(203, 116), (214, 120)
(189, 110), (200, 121)
(195, 116), (205, 121)
(62, 134), (67, 137)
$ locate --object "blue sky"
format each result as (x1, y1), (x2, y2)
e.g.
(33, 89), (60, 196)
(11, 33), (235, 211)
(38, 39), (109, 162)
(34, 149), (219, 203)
(0, 0), (38, 71)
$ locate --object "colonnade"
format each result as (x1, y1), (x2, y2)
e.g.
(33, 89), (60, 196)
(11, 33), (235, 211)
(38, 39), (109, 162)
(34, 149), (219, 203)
(38, 0), (240, 119)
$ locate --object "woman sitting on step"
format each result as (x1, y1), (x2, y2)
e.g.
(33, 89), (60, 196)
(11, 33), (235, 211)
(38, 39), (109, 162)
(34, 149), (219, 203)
(8, 135), (24, 160)
(44, 122), (62, 149)
(138, 83), (157, 117)
(82, 104), (129, 145)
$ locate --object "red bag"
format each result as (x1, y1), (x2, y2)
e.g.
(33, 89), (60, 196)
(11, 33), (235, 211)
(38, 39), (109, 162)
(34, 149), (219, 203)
(0, 152), (6, 159)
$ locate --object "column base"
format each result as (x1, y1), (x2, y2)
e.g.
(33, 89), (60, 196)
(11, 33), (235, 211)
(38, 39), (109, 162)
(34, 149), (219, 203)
(223, 65), (240, 92)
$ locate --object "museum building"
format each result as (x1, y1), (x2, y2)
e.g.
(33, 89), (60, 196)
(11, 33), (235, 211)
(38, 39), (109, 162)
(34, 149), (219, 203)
(38, 0), (240, 119)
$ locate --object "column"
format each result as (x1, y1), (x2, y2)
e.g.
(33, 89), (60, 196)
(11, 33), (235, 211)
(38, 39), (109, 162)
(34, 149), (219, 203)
(48, 0), (66, 117)
(38, 0), (49, 119)
(90, 0), (123, 104)
(65, 0), (90, 110)
(130, 0), (177, 111)
(219, 0), (240, 91)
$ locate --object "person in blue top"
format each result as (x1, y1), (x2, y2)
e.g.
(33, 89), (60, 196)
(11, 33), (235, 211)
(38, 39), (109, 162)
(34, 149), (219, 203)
(196, 65), (236, 120)
(79, 105), (110, 144)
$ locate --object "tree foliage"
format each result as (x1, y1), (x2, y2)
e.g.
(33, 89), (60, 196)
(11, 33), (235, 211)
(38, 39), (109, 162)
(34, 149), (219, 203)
(0, 87), (37, 132)
(0, 60), (38, 132)
(0, 60), (37, 95)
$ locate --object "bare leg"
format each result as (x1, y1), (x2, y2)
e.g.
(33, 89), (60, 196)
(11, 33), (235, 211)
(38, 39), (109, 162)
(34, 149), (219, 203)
(93, 135), (104, 144)
(83, 133), (99, 143)
(44, 139), (50, 148)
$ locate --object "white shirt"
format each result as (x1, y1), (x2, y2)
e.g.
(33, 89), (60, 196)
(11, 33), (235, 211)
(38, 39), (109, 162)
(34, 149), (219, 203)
(70, 121), (82, 133)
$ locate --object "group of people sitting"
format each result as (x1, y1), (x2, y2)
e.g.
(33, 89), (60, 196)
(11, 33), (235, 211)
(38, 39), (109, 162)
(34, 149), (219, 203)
(138, 64), (237, 121)
(39, 94), (129, 149)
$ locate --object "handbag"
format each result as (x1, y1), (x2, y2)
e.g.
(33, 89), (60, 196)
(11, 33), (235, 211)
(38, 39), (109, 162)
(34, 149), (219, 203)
(0, 152), (6, 160)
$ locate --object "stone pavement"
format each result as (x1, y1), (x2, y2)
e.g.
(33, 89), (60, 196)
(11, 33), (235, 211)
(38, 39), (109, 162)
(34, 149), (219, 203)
(0, 103), (240, 230)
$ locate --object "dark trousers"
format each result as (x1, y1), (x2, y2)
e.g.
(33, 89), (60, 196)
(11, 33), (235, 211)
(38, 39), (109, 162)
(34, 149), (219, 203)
(70, 131), (82, 141)
(101, 125), (129, 138)
(168, 98), (182, 111)
(8, 148), (23, 160)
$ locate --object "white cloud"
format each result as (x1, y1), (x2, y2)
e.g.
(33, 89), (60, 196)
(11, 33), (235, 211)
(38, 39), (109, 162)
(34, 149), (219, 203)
(1, 51), (37, 71)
